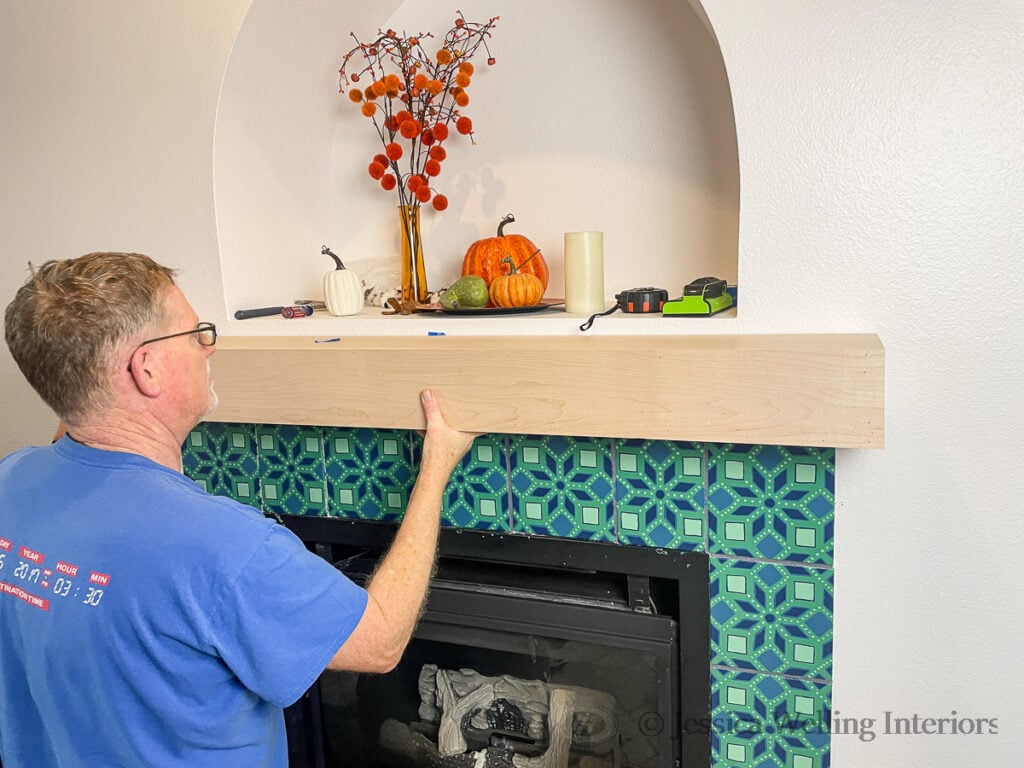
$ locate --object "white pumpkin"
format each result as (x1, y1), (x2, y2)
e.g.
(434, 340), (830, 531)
(320, 246), (363, 316)
(324, 268), (363, 316)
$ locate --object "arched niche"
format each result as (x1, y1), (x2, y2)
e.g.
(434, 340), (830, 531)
(214, 0), (738, 314)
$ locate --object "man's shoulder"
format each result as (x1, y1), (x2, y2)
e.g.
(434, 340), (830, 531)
(0, 443), (44, 471)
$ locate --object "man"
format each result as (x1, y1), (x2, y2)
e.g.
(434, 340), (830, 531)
(0, 252), (476, 767)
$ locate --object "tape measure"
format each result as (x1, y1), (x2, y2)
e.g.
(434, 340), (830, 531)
(616, 287), (669, 313)
(580, 287), (669, 331)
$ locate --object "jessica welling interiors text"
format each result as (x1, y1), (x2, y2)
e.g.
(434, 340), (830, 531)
(685, 710), (1000, 743)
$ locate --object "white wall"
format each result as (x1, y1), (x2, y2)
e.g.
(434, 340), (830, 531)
(0, 1), (247, 440)
(2, 1), (1022, 765)
(702, 3), (1024, 765)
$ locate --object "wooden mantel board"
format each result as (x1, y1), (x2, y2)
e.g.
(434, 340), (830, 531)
(208, 334), (884, 448)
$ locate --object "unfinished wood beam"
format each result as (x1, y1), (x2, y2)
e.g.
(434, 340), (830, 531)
(208, 334), (884, 448)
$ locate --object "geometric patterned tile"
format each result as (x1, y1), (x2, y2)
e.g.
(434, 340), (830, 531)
(710, 557), (834, 679)
(509, 434), (616, 542)
(324, 427), (415, 521)
(614, 439), (706, 550)
(181, 422), (261, 509)
(712, 667), (831, 768)
(254, 424), (328, 517)
(708, 445), (835, 565)
(430, 434), (511, 531)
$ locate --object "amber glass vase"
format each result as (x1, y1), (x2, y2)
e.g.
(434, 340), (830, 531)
(399, 204), (428, 303)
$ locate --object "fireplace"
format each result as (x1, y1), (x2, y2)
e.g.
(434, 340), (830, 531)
(281, 517), (711, 768)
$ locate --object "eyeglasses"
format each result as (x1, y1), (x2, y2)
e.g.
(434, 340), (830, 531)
(127, 322), (217, 371)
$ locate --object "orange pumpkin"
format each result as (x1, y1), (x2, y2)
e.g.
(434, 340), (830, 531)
(461, 213), (549, 290)
(489, 255), (545, 307)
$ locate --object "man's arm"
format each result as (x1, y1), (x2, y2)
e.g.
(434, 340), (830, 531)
(326, 389), (477, 673)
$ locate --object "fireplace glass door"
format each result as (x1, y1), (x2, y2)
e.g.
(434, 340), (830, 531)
(319, 571), (679, 768)
(280, 519), (710, 768)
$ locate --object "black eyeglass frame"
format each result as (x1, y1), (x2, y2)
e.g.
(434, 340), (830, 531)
(126, 322), (217, 372)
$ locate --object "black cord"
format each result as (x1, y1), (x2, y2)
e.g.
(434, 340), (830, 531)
(579, 304), (620, 332)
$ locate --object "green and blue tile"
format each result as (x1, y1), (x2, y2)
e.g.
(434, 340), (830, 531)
(712, 667), (831, 768)
(708, 444), (835, 564)
(421, 434), (511, 531)
(181, 422), (261, 509)
(509, 435), (615, 541)
(255, 424), (328, 517)
(710, 557), (834, 680)
(614, 439), (706, 550)
(325, 427), (415, 521)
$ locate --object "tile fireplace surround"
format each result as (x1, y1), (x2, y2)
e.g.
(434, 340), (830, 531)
(183, 423), (836, 768)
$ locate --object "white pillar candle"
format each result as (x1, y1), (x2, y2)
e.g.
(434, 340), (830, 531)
(563, 231), (605, 314)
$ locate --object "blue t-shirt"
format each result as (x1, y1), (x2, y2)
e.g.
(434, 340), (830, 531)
(0, 437), (368, 767)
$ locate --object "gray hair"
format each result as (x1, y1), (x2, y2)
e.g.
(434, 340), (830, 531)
(4, 252), (177, 421)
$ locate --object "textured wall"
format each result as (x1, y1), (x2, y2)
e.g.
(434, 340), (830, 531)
(0, 1), (248, 440)
(2, 2), (1022, 765)
(701, 3), (1024, 765)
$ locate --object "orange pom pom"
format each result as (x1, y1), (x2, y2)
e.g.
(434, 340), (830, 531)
(368, 161), (386, 180)
(421, 128), (436, 146)
(399, 120), (421, 139)
(427, 79), (444, 96)
(415, 185), (432, 203)
(455, 72), (471, 88)
(373, 153), (389, 166)
(407, 174), (426, 191)
(425, 159), (441, 177)
(456, 116), (473, 135)
(361, 102), (377, 117)
(432, 123), (449, 141)
(432, 194), (449, 211)
(385, 142), (403, 161)
(459, 62), (474, 76)
(348, 89), (364, 102)
(454, 92), (469, 107)
(429, 146), (447, 161)
(381, 174), (397, 191)
(436, 49), (453, 65)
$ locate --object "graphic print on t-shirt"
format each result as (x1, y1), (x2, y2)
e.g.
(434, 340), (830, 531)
(0, 534), (109, 612)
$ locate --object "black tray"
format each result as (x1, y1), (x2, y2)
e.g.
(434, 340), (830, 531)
(416, 298), (565, 315)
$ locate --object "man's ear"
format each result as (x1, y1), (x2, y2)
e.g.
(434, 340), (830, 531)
(128, 348), (162, 398)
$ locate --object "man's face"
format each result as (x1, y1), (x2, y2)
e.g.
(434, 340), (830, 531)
(150, 286), (218, 427)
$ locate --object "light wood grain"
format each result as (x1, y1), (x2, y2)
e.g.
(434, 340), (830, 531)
(207, 334), (884, 448)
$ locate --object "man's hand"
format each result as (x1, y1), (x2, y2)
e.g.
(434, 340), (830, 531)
(418, 389), (479, 478)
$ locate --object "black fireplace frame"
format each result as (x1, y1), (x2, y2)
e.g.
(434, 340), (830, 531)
(282, 516), (711, 768)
